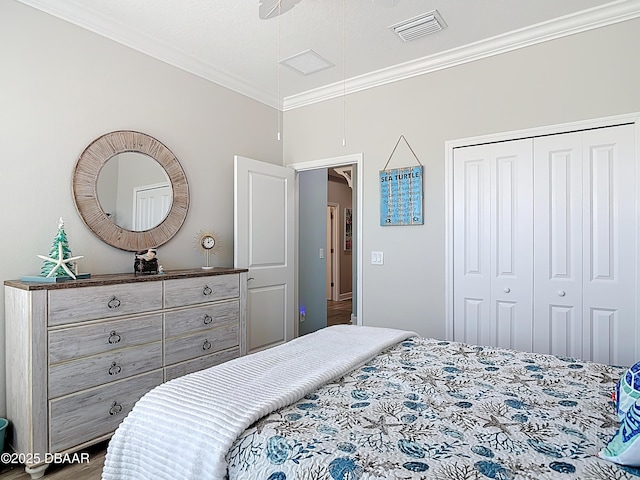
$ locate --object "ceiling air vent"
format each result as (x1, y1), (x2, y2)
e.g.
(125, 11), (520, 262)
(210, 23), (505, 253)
(390, 10), (447, 42)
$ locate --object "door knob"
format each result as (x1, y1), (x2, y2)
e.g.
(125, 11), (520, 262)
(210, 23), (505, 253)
(558, 290), (566, 297)
(503, 287), (511, 293)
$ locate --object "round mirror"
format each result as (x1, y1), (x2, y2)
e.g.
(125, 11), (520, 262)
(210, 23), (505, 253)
(73, 131), (189, 251)
(96, 152), (172, 232)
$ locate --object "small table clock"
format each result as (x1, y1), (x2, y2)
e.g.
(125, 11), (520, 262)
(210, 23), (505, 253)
(195, 230), (221, 269)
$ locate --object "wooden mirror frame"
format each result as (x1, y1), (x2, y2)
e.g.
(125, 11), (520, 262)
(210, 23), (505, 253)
(72, 130), (189, 251)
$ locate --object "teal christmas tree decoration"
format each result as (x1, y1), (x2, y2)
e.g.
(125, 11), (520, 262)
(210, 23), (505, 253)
(38, 218), (84, 279)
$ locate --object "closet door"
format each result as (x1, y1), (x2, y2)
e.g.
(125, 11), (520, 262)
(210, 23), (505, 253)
(533, 132), (584, 358)
(453, 140), (533, 350)
(581, 125), (635, 366)
(534, 124), (636, 366)
(453, 145), (491, 346)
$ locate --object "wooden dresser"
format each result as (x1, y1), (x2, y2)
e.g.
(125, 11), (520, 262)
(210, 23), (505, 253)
(4, 268), (247, 478)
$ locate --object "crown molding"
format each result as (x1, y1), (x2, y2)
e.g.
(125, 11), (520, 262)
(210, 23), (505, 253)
(16, 0), (640, 112)
(282, 0), (640, 111)
(15, 0), (280, 108)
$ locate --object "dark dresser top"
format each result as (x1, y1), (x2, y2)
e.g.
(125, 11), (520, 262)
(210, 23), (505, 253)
(4, 267), (248, 291)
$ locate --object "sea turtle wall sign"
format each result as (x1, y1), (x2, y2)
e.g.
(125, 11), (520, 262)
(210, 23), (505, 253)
(379, 136), (424, 226)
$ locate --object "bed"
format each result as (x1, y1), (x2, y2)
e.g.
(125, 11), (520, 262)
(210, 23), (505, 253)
(101, 325), (635, 480)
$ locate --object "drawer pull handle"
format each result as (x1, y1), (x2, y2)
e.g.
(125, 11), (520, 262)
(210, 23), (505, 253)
(108, 362), (122, 376)
(203, 315), (213, 325)
(107, 296), (121, 309)
(109, 401), (123, 416)
(203, 339), (212, 351)
(108, 331), (122, 344)
(203, 285), (212, 296)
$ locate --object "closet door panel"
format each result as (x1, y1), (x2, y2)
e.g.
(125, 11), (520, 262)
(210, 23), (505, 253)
(589, 308), (618, 365)
(533, 133), (584, 358)
(453, 146), (491, 345)
(548, 305), (579, 357)
(453, 140), (532, 350)
(582, 124), (635, 366)
(490, 140), (533, 351)
(496, 301), (516, 348)
(461, 298), (490, 346)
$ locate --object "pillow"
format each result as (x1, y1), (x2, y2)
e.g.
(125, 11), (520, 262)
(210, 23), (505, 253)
(600, 396), (640, 466)
(616, 361), (640, 421)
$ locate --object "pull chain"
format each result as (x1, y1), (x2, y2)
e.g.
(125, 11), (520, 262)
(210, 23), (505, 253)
(277, 1), (282, 141)
(342, 0), (346, 147)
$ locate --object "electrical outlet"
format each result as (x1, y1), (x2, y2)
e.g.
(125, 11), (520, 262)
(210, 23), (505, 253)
(299, 307), (306, 323)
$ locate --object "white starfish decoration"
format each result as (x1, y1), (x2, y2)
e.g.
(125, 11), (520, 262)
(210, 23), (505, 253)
(37, 242), (84, 279)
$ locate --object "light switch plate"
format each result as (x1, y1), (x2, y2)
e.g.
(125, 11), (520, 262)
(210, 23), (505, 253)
(371, 251), (384, 265)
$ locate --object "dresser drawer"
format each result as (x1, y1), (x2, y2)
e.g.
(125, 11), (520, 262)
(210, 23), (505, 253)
(164, 274), (239, 308)
(164, 347), (240, 382)
(49, 314), (163, 363)
(164, 301), (239, 339)
(49, 370), (163, 452)
(164, 323), (238, 366)
(48, 282), (163, 326)
(49, 342), (162, 398)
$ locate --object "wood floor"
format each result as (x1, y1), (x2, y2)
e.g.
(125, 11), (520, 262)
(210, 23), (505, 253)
(0, 442), (106, 479)
(327, 299), (352, 326)
(0, 300), (352, 480)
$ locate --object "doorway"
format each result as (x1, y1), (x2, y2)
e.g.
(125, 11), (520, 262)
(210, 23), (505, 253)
(292, 153), (363, 331)
(326, 170), (353, 326)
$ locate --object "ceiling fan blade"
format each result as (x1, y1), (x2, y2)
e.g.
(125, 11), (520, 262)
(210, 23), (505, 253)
(260, 1), (280, 19)
(259, 0), (303, 20)
(371, 0), (401, 6)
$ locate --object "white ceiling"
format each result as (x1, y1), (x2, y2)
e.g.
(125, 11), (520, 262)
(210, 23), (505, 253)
(16, 0), (640, 110)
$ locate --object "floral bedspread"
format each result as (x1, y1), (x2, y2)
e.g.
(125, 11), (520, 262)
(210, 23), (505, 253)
(226, 337), (637, 479)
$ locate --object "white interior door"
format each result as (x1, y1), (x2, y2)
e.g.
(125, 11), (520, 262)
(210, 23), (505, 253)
(234, 156), (295, 354)
(581, 125), (635, 366)
(453, 140), (533, 350)
(533, 125), (636, 365)
(489, 140), (534, 352)
(453, 145), (492, 346)
(455, 124), (636, 364)
(133, 183), (172, 231)
(533, 132), (584, 358)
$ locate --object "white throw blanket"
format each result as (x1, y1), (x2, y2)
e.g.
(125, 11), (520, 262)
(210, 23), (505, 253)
(101, 325), (415, 480)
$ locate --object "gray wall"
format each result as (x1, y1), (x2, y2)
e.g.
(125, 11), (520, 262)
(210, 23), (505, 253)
(298, 169), (328, 336)
(283, 18), (640, 339)
(0, 1), (281, 417)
